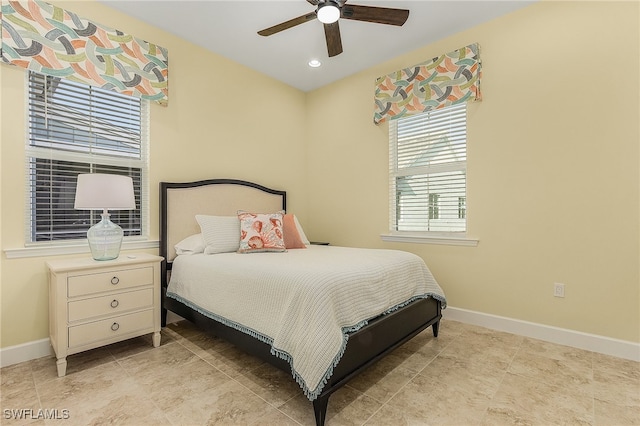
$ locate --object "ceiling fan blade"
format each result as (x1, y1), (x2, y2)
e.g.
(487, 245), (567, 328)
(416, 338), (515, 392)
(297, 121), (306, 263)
(258, 12), (317, 36)
(341, 4), (409, 26)
(324, 21), (343, 57)
(306, 0), (320, 5)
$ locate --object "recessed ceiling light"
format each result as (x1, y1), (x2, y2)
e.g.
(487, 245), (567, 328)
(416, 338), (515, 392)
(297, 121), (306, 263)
(308, 59), (322, 68)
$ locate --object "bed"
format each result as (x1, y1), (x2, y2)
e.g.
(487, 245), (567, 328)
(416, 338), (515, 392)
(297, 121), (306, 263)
(159, 178), (445, 425)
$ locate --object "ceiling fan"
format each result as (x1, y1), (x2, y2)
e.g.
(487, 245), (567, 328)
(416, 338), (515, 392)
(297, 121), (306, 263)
(257, 0), (410, 58)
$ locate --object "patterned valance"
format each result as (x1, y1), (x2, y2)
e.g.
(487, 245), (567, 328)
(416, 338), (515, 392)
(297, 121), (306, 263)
(374, 43), (481, 125)
(1, 0), (168, 105)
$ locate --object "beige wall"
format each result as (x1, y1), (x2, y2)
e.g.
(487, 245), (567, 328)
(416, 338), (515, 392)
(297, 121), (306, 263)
(0, 1), (308, 347)
(305, 1), (640, 343)
(1, 0), (639, 350)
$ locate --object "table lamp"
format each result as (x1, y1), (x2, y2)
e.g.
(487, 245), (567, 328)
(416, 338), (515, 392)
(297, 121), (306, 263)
(74, 173), (136, 260)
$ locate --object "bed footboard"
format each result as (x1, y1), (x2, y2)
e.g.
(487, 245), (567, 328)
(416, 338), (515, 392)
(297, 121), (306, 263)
(163, 289), (440, 426)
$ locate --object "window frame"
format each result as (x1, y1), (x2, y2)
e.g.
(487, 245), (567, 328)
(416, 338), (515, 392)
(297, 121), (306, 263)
(23, 71), (150, 250)
(381, 103), (478, 246)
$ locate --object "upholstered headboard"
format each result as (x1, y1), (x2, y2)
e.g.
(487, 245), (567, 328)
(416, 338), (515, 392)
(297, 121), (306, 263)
(159, 179), (286, 272)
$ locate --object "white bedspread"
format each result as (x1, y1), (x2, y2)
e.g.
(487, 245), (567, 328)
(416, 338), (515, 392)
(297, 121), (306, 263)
(166, 245), (446, 400)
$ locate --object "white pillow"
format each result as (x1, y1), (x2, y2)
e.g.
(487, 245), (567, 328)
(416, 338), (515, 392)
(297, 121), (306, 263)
(196, 215), (240, 254)
(174, 233), (205, 255)
(293, 215), (310, 245)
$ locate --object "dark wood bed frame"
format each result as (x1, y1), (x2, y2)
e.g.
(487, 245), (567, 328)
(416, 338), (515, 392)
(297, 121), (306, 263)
(159, 179), (442, 426)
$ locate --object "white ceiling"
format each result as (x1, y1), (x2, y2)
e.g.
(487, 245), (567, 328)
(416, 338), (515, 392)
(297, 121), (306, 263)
(97, 0), (535, 92)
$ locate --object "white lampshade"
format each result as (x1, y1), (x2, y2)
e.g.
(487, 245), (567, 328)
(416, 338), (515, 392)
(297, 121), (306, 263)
(317, 2), (340, 24)
(74, 173), (135, 211)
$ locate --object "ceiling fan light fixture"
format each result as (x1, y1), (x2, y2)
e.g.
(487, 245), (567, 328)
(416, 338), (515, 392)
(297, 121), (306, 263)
(317, 2), (340, 24)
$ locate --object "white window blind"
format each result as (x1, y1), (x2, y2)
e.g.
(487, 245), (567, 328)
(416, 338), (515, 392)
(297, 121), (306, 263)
(26, 71), (148, 243)
(389, 103), (467, 233)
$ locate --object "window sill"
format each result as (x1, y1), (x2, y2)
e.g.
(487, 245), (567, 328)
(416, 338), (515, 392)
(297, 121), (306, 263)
(3, 239), (159, 259)
(380, 233), (479, 247)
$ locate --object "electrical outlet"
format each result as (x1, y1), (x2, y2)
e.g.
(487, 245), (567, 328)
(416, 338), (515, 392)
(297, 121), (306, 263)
(554, 283), (565, 298)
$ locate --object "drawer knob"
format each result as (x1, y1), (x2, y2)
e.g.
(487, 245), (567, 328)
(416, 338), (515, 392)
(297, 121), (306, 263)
(111, 322), (120, 331)
(110, 276), (120, 285)
(110, 299), (119, 308)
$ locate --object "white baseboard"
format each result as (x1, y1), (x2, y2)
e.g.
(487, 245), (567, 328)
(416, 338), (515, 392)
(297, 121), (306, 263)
(0, 313), (184, 368)
(2, 308), (637, 368)
(0, 338), (54, 368)
(443, 306), (640, 362)
(166, 311), (184, 325)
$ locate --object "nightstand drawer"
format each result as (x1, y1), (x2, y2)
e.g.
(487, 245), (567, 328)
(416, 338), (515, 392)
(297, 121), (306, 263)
(68, 309), (154, 348)
(68, 288), (153, 322)
(67, 266), (153, 297)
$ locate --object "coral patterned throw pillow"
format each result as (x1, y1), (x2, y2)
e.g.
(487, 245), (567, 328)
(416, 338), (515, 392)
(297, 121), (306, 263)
(237, 211), (286, 253)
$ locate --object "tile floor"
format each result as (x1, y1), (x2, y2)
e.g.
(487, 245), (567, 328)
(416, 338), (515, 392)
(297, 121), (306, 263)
(1, 319), (639, 425)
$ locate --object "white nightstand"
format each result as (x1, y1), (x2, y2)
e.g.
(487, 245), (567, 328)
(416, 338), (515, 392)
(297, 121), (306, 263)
(46, 253), (163, 377)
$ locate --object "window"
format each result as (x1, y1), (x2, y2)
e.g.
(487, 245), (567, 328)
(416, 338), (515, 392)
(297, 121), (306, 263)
(389, 103), (467, 234)
(428, 193), (440, 220)
(458, 196), (466, 219)
(26, 71), (148, 244)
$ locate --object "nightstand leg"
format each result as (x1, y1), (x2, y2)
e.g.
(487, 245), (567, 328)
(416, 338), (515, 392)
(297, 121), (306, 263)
(56, 357), (67, 377)
(152, 331), (161, 348)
